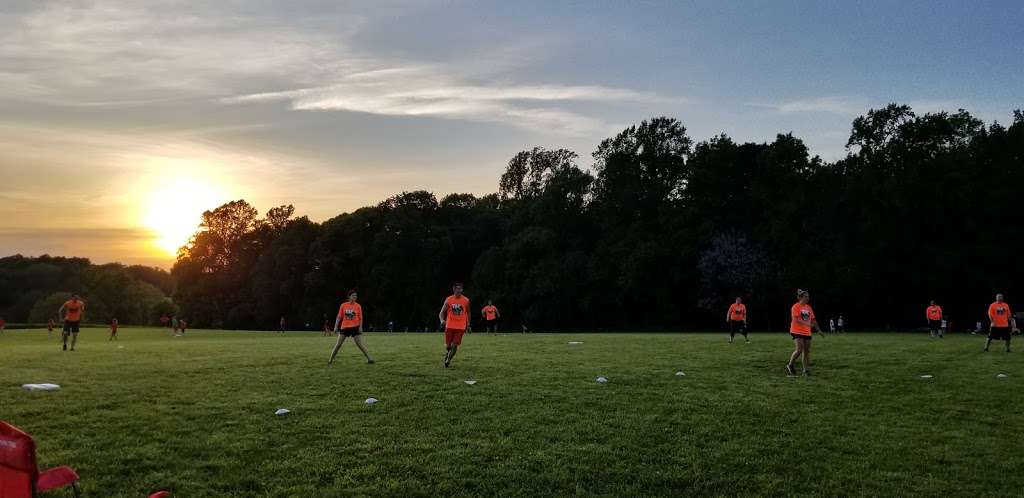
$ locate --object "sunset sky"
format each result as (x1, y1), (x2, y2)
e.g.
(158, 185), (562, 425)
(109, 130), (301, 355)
(2, 0), (1021, 268)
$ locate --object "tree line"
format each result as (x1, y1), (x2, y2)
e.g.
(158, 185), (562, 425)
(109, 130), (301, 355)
(169, 104), (1024, 332)
(0, 255), (177, 325)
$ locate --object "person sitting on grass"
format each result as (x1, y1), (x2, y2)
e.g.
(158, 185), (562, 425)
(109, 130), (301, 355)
(109, 318), (118, 341)
(787, 289), (825, 377)
(328, 290), (375, 365)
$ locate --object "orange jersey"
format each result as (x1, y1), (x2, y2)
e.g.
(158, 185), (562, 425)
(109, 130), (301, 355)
(482, 305), (499, 321)
(111, 322), (118, 332)
(926, 305), (942, 321)
(338, 302), (363, 329)
(728, 303), (746, 321)
(443, 295), (471, 330)
(988, 302), (1012, 327)
(63, 300), (83, 321)
(790, 303), (815, 336)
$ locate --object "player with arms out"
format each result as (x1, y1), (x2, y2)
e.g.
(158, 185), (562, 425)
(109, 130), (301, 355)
(109, 318), (118, 341)
(328, 290), (375, 364)
(786, 289), (825, 376)
(481, 300), (500, 334)
(58, 294), (85, 351)
(439, 283), (471, 368)
(926, 301), (943, 338)
(985, 293), (1017, 352)
(726, 297), (749, 344)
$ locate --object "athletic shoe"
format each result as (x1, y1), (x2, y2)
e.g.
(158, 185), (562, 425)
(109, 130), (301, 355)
(367, 359), (375, 364)
(785, 364), (796, 376)
(984, 348), (989, 352)
(444, 360), (450, 368)
(803, 370), (811, 377)
(62, 344), (67, 351)
(745, 340), (751, 344)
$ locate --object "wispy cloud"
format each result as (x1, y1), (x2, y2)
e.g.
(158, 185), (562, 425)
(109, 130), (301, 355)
(0, 2), (676, 135)
(752, 96), (871, 116)
(224, 67), (672, 135)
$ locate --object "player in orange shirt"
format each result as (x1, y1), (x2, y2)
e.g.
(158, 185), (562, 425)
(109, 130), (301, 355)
(0, 317), (6, 335)
(786, 289), (824, 376)
(47, 318), (55, 338)
(726, 297), (749, 344)
(58, 294), (85, 351)
(984, 293), (1017, 352)
(926, 301), (943, 338)
(329, 290), (375, 364)
(481, 300), (500, 334)
(109, 318), (118, 341)
(439, 282), (471, 368)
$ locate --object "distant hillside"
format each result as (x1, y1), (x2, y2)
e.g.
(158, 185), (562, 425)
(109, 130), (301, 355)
(0, 254), (177, 325)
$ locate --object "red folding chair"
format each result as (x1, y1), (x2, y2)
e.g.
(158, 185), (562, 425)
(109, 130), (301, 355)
(0, 421), (80, 498)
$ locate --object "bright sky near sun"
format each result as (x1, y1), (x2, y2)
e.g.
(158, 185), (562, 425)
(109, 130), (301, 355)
(1, 1), (1021, 267)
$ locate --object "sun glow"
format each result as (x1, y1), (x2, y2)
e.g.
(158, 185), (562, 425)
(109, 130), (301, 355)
(144, 179), (228, 256)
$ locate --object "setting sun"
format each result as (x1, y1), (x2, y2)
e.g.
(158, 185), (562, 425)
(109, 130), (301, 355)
(144, 180), (228, 256)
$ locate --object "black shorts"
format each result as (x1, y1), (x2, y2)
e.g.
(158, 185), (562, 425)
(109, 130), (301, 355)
(485, 319), (497, 327)
(989, 327), (1011, 341)
(729, 320), (746, 333)
(791, 333), (811, 341)
(339, 327), (361, 337)
(929, 320), (941, 331)
(63, 320), (80, 334)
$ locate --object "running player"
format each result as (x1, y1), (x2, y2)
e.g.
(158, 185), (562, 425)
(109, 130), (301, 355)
(171, 316), (179, 335)
(985, 293), (1017, 352)
(47, 318), (55, 338)
(481, 300), (500, 333)
(926, 301), (943, 338)
(439, 283), (471, 368)
(726, 297), (748, 343)
(58, 294), (85, 351)
(328, 290), (374, 364)
(786, 289), (825, 376)
(109, 318), (118, 341)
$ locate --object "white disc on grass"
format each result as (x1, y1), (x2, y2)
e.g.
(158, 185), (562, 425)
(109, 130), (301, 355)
(274, 408), (291, 416)
(365, 397), (379, 404)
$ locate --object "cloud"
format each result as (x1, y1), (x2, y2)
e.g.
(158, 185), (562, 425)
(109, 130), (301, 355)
(225, 66), (675, 135)
(752, 96), (871, 116)
(0, 2), (678, 135)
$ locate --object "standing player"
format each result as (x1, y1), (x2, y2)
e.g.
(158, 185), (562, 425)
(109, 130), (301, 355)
(481, 300), (500, 334)
(829, 318), (836, 334)
(279, 316), (287, 334)
(926, 301), (943, 338)
(171, 316), (179, 336)
(725, 297), (749, 343)
(179, 319), (187, 335)
(0, 317), (5, 334)
(47, 318), (55, 338)
(786, 289), (825, 376)
(109, 318), (118, 341)
(328, 290), (374, 364)
(836, 315), (845, 333)
(985, 293), (1017, 352)
(439, 283), (471, 368)
(58, 294), (85, 351)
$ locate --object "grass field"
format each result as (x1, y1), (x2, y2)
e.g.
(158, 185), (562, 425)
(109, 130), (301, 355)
(2, 329), (1021, 497)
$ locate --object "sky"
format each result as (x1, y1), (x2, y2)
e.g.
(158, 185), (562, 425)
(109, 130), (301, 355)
(1, 0), (1021, 268)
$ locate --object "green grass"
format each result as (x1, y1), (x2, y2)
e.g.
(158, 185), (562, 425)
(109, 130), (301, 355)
(1, 329), (1021, 497)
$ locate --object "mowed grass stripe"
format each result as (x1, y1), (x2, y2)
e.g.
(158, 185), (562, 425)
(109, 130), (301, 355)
(1, 330), (1020, 497)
